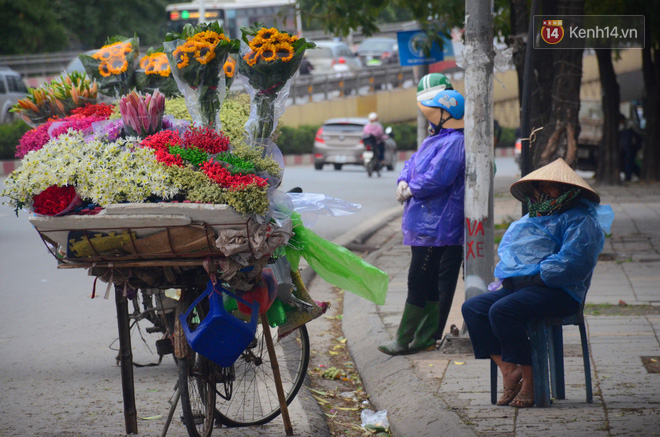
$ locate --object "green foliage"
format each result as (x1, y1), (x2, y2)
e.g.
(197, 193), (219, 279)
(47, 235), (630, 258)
(231, 142), (282, 179)
(499, 127), (516, 149)
(169, 145), (209, 167)
(219, 92), (251, 147)
(390, 121), (418, 151)
(0, 120), (30, 160)
(276, 125), (319, 155)
(164, 97), (192, 122)
(214, 152), (256, 174)
(0, 0), (67, 54)
(222, 184), (270, 216)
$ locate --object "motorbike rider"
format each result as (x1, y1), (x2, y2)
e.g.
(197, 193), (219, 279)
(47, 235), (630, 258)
(362, 112), (388, 168)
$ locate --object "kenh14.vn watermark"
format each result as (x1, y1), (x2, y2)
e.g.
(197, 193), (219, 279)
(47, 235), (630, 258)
(534, 15), (645, 49)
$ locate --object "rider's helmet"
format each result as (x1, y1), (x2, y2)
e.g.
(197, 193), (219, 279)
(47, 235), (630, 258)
(417, 73), (454, 102)
(419, 89), (465, 120)
(368, 112), (379, 123)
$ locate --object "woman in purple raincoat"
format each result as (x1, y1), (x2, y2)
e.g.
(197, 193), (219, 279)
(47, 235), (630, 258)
(378, 74), (466, 356)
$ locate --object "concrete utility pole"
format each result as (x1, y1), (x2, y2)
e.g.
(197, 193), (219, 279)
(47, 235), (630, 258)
(462, 0), (495, 305)
(198, 0), (206, 24)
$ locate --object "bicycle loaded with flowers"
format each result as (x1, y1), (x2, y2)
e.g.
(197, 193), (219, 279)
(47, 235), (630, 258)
(2, 21), (390, 436)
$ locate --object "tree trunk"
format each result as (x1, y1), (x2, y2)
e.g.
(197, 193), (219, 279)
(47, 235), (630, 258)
(641, 37), (660, 181)
(595, 48), (621, 185)
(530, 0), (585, 169)
(508, 0), (585, 171)
(508, 0), (529, 109)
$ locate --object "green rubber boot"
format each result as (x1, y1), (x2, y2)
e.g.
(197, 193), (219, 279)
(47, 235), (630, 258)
(377, 303), (426, 356)
(408, 301), (440, 353)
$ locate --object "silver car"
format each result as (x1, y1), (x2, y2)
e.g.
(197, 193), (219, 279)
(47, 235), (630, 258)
(313, 117), (397, 171)
(306, 41), (362, 75)
(0, 66), (29, 124)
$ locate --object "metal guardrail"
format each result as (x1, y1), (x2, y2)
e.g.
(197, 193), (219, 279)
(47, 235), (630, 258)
(288, 65), (415, 103)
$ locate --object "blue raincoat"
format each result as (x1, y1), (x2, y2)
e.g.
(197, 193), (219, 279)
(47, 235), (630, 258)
(495, 200), (615, 303)
(397, 128), (465, 246)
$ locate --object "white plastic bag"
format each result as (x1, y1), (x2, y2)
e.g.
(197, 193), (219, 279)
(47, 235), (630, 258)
(361, 409), (389, 432)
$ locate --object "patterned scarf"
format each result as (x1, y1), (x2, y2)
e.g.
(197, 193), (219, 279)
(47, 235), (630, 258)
(526, 186), (582, 217)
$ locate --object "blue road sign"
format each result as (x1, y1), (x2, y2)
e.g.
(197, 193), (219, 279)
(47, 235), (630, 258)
(397, 30), (453, 66)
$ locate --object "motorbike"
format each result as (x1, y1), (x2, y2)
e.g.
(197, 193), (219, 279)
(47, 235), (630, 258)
(362, 134), (383, 177)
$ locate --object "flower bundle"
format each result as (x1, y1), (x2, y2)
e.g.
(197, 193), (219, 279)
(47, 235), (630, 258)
(164, 21), (239, 130)
(15, 104), (114, 158)
(119, 90), (165, 138)
(32, 185), (81, 216)
(138, 126), (277, 215)
(2, 131), (177, 214)
(238, 23), (315, 143)
(11, 72), (99, 127)
(79, 36), (139, 98)
(136, 49), (180, 97)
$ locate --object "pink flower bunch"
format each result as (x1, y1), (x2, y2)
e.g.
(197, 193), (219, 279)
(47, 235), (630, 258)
(50, 116), (100, 138)
(119, 89), (165, 137)
(16, 121), (53, 158)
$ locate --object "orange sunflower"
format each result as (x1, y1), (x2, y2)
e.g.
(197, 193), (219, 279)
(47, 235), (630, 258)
(194, 41), (216, 64)
(243, 50), (260, 67)
(259, 42), (277, 62)
(223, 56), (236, 77)
(107, 55), (128, 75)
(275, 42), (294, 62)
(98, 62), (112, 77)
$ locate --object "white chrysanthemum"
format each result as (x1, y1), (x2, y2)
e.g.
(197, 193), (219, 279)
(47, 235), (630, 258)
(1, 131), (179, 211)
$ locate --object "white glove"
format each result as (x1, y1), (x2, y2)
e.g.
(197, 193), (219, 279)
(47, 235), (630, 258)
(396, 181), (412, 204)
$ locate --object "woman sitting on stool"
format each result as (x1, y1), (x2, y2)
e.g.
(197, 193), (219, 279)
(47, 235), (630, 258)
(461, 158), (614, 408)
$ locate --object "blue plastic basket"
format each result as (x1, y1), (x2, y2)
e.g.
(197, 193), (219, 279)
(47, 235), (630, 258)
(179, 281), (259, 367)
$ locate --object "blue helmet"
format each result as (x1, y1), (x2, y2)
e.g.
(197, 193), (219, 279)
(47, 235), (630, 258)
(420, 89), (465, 120)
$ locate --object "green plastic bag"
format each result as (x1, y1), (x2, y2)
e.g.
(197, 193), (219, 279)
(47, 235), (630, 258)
(284, 213), (388, 305)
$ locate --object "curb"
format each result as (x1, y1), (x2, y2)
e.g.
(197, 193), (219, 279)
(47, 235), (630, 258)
(0, 148), (516, 177)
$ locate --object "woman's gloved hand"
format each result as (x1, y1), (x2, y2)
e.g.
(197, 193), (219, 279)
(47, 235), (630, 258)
(396, 181), (412, 204)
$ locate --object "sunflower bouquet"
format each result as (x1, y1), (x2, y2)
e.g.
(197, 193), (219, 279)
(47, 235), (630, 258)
(135, 48), (180, 98)
(238, 23), (315, 144)
(79, 36), (139, 98)
(164, 21), (239, 131)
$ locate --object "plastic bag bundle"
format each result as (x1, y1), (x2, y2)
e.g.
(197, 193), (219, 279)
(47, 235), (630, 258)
(284, 213), (388, 305)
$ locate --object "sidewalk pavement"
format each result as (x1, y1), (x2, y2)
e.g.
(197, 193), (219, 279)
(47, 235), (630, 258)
(342, 181), (660, 437)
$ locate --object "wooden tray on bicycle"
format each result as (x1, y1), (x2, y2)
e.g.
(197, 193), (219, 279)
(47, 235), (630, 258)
(30, 202), (252, 268)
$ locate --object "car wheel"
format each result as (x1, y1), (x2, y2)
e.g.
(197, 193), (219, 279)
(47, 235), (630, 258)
(314, 163), (324, 170)
(333, 164), (343, 171)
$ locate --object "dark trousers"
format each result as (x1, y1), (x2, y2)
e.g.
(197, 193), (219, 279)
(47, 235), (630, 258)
(408, 245), (463, 338)
(621, 149), (640, 181)
(461, 286), (579, 366)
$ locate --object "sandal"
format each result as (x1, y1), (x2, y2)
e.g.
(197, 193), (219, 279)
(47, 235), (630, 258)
(509, 393), (535, 408)
(496, 381), (522, 406)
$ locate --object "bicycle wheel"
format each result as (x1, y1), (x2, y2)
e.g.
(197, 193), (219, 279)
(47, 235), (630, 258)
(214, 324), (310, 427)
(178, 290), (216, 437)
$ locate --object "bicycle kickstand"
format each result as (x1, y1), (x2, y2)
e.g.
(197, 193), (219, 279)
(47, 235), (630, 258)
(160, 384), (180, 437)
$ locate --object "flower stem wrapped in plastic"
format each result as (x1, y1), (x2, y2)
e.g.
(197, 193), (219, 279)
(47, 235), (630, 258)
(164, 22), (239, 131)
(119, 90), (165, 138)
(79, 36), (139, 98)
(136, 48), (181, 98)
(238, 23), (315, 144)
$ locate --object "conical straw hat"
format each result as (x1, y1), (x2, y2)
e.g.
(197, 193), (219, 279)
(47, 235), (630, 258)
(510, 158), (600, 204)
